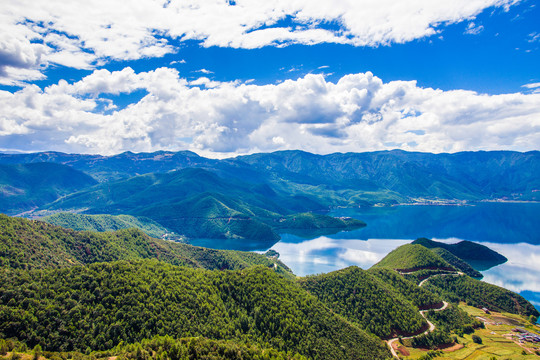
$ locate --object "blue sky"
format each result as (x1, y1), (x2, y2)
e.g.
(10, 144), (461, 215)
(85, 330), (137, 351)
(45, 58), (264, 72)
(0, 0), (539, 156)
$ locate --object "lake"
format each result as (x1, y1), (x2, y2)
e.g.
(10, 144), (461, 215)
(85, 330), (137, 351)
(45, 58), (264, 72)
(190, 202), (540, 310)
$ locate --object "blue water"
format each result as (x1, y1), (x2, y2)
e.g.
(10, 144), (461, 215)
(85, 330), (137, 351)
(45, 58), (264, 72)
(190, 202), (540, 310)
(326, 202), (540, 244)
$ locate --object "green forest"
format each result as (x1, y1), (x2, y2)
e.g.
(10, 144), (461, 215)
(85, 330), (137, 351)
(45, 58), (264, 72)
(0, 215), (292, 277)
(0, 260), (389, 359)
(298, 266), (427, 338)
(424, 275), (539, 317)
(0, 215), (538, 359)
(42, 213), (181, 241)
(371, 243), (454, 271)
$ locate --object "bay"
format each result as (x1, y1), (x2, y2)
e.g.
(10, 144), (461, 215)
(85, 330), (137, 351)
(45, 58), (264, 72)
(190, 202), (540, 310)
(271, 202), (540, 311)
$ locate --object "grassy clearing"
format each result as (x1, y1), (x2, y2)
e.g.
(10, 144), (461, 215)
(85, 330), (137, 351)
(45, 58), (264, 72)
(398, 303), (540, 359)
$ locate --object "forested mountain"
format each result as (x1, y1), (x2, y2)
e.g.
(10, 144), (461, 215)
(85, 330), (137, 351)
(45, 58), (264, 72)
(367, 268), (442, 309)
(42, 213), (177, 239)
(424, 275), (539, 318)
(0, 261), (390, 359)
(1, 150), (538, 201)
(429, 247), (482, 278)
(237, 150), (540, 201)
(0, 215), (537, 359)
(40, 168), (361, 241)
(0, 151), (212, 182)
(371, 243), (454, 271)
(372, 239), (507, 278)
(370, 241), (539, 319)
(0, 215), (291, 276)
(0, 163), (97, 215)
(412, 237), (507, 271)
(1, 149), (538, 240)
(298, 266), (428, 338)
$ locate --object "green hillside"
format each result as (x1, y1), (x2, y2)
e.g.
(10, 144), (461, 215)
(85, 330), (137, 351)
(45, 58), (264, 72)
(0, 214), (291, 276)
(371, 243), (454, 271)
(0, 163), (97, 215)
(298, 266), (427, 338)
(424, 274), (540, 318)
(0, 335), (306, 360)
(275, 212), (365, 231)
(0, 261), (391, 359)
(43, 168), (286, 215)
(135, 192), (280, 241)
(412, 237), (507, 270)
(430, 247), (482, 278)
(42, 212), (179, 240)
(368, 268), (443, 309)
(1, 150), (538, 204)
(42, 168), (373, 241)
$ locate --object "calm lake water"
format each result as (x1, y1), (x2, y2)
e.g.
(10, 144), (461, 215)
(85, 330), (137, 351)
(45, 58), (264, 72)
(190, 202), (540, 310)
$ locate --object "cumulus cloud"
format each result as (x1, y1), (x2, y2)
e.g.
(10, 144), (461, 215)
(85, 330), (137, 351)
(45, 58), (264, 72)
(1, 67), (539, 156)
(0, 0), (519, 84)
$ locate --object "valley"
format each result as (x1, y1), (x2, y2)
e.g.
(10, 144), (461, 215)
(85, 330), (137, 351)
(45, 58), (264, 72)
(0, 149), (539, 359)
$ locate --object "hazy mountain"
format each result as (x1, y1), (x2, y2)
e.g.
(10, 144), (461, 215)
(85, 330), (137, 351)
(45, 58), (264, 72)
(0, 163), (97, 215)
(1, 149), (537, 202)
(236, 150), (540, 200)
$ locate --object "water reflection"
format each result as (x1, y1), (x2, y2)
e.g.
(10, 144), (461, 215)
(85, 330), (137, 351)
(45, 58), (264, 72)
(272, 235), (410, 276)
(480, 242), (540, 308)
(270, 235), (540, 310)
(190, 203), (540, 309)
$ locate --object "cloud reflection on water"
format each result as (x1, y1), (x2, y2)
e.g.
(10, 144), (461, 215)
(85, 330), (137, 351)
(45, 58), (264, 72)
(271, 236), (540, 309)
(272, 237), (410, 276)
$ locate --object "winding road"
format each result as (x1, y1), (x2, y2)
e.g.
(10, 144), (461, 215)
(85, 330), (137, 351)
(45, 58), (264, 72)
(386, 271), (463, 359)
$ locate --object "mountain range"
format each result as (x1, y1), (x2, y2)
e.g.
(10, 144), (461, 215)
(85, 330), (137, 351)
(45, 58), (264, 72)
(0, 149), (538, 241)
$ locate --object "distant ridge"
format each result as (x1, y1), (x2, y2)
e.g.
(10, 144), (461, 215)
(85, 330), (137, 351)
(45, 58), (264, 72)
(1, 149), (538, 240)
(1, 149), (537, 201)
(0, 162), (97, 215)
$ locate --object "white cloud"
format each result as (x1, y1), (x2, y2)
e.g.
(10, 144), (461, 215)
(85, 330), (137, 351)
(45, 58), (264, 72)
(464, 21), (484, 35)
(528, 32), (540, 43)
(523, 82), (540, 89)
(1, 67), (539, 155)
(0, 0), (519, 83)
(194, 69), (214, 74)
(189, 77), (222, 88)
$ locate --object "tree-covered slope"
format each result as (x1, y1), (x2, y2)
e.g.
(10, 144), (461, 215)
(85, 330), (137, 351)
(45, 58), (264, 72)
(135, 192), (280, 241)
(0, 214), (291, 276)
(371, 244), (454, 271)
(424, 275), (539, 318)
(430, 247), (482, 278)
(1, 149), (538, 202)
(412, 237), (507, 270)
(237, 150), (540, 201)
(42, 212), (178, 240)
(41, 168), (371, 241)
(274, 212), (365, 230)
(43, 168), (285, 215)
(368, 268), (442, 309)
(298, 266), (427, 338)
(0, 150), (214, 182)
(0, 261), (391, 359)
(0, 335), (307, 360)
(0, 163), (97, 215)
